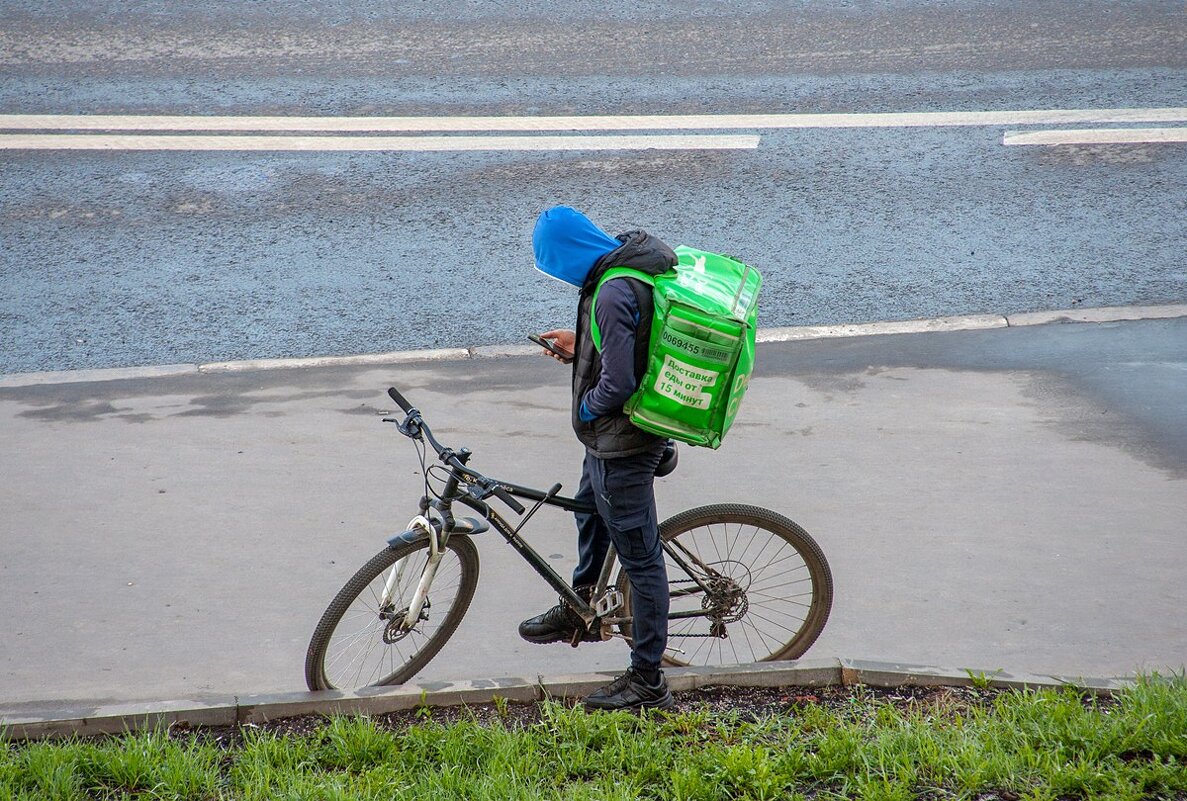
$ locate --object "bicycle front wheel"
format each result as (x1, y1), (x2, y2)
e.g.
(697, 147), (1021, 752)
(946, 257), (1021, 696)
(305, 535), (479, 691)
(616, 504), (832, 667)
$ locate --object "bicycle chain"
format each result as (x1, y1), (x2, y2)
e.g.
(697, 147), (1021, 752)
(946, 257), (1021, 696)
(668, 579), (720, 636)
(670, 630), (727, 638)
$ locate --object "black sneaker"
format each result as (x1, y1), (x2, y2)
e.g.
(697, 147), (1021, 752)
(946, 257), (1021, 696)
(518, 587), (596, 644)
(584, 667), (674, 711)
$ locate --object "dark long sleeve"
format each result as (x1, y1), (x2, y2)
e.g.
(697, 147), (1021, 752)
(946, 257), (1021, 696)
(579, 279), (641, 421)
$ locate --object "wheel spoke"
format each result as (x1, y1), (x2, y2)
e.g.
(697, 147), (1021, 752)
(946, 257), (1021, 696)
(748, 552), (808, 583)
(750, 595), (816, 612)
(741, 615), (779, 653)
(707, 523), (725, 565)
(741, 607), (801, 636)
(749, 574), (813, 593)
(751, 540), (796, 580)
(749, 588), (813, 604)
(738, 615), (759, 660)
(687, 632), (711, 664)
(327, 619), (382, 662)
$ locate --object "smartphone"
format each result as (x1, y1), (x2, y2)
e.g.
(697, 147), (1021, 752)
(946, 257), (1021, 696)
(528, 333), (574, 363)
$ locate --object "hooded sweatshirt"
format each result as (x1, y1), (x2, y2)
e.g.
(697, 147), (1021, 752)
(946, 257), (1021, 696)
(533, 206), (621, 287)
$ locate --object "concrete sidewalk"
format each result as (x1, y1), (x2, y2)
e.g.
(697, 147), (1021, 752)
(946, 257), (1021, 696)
(1, 317), (1184, 706)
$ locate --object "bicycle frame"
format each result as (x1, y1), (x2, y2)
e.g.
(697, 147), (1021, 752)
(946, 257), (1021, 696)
(388, 467), (723, 639)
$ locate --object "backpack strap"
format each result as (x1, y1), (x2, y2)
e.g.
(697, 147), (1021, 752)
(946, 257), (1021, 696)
(590, 267), (655, 353)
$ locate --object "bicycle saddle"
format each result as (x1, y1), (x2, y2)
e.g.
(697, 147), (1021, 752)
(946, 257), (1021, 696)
(655, 440), (679, 478)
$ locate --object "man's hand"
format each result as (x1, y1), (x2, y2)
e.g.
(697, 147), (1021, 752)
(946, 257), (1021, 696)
(539, 329), (576, 363)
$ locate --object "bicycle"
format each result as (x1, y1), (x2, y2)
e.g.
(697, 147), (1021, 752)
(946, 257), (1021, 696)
(305, 387), (833, 692)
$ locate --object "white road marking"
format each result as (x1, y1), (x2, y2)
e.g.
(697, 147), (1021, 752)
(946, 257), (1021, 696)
(1003, 127), (1187, 146)
(0, 133), (760, 151)
(1, 108), (1185, 133)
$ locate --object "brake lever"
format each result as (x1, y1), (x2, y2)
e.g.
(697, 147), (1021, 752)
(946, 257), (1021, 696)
(382, 410), (423, 439)
(464, 478), (526, 515)
(469, 478), (497, 502)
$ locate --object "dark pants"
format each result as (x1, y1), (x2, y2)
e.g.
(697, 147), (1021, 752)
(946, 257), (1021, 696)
(571, 443), (669, 670)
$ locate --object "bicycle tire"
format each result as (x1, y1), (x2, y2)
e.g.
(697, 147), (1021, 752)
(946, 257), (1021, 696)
(615, 504), (832, 666)
(305, 536), (479, 691)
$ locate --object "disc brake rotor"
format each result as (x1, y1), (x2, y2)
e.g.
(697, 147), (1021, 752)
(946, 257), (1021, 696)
(698, 560), (752, 636)
(382, 609), (415, 644)
(381, 597), (432, 644)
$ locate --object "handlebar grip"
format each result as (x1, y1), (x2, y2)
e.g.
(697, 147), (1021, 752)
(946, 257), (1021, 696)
(387, 387), (413, 413)
(491, 485), (526, 515)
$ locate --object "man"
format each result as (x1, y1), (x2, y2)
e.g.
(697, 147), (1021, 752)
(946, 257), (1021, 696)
(520, 205), (677, 711)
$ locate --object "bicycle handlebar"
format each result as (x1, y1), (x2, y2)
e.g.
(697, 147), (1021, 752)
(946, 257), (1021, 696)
(387, 386), (527, 515)
(387, 386), (413, 414)
(489, 483), (526, 515)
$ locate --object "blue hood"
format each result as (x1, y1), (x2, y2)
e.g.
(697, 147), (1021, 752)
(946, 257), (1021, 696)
(532, 206), (620, 288)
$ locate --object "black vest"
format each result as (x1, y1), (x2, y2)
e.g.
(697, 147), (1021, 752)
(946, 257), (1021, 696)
(570, 231), (677, 458)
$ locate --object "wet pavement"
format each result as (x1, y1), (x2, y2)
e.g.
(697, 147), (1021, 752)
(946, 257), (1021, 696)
(1, 317), (1184, 704)
(2, 0), (1185, 373)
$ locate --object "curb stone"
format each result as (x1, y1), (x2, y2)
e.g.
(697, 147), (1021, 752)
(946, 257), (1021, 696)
(0, 363), (200, 388)
(758, 314), (1007, 342)
(1, 303), (1184, 388)
(1005, 303), (1187, 327)
(469, 343), (540, 359)
(199, 348), (471, 373)
(1, 658), (1140, 740)
(0, 697), (239, 740)
(836, 659), (1134, 696)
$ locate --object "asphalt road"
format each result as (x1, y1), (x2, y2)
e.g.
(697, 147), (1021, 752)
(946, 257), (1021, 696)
(1, 1), (1185, 373)
(1, 318), (1184, 704)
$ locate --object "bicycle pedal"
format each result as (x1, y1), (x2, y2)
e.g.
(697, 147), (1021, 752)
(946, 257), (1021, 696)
(568, 623), (605, 647)
(594, 588), (624, 617)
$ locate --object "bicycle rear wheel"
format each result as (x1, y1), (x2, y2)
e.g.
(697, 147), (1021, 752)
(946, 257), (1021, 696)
(615, 504), (832, 666)
(305, 535), (479, 691)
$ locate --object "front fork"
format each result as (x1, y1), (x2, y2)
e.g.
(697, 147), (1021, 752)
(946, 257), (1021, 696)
(380, 514), (443, 629)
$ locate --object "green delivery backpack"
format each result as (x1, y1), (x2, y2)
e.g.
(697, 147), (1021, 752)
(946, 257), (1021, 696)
(590, 246), (761, 449)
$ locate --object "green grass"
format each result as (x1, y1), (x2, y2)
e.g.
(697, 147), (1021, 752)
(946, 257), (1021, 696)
(2, 676), (1185, 800)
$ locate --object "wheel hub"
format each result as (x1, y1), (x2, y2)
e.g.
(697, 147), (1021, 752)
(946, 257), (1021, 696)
(381, 599), (431, 644)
